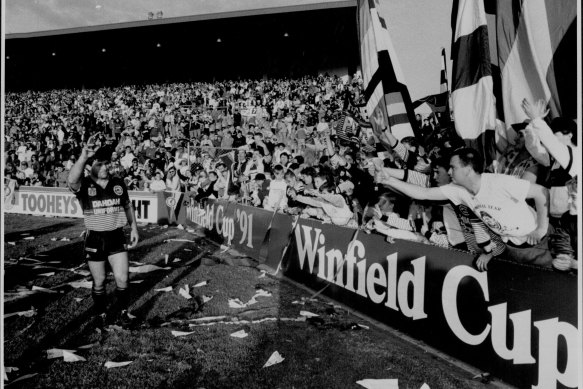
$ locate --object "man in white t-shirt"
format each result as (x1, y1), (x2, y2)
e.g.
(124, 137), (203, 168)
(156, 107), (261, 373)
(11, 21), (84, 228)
(377, 147), (552, 269)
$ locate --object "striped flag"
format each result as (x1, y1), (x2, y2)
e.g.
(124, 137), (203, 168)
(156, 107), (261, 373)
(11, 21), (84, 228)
(440, 48), (449, 95)
(335, 112), (350, 140)
(358, 0), (417, 141)
(451, 0), (498, 167)
(439, 47), (452, 123)
(484, 0), (577, 125)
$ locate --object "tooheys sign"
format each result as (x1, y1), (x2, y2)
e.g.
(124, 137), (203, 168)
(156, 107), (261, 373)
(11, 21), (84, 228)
(5, 187), (159, 224)
(283, 219), (578, 389)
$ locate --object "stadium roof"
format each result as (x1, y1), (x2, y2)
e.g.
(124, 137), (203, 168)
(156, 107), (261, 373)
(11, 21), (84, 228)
(6, 0), (355, 39)
(5, 4), (360, 90)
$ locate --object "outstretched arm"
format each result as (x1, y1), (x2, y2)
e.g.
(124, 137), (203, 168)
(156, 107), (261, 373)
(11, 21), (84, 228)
(522, 98), (577, 174)
(525, 182), (549, 245)
(377, 173), (448, 201)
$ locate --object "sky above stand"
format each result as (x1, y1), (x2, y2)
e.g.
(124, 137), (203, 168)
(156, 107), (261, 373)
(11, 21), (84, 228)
(4, 0), (453, 100)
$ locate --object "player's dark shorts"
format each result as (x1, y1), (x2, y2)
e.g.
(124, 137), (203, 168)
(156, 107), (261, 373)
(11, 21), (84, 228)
(84, 228), (127, 262)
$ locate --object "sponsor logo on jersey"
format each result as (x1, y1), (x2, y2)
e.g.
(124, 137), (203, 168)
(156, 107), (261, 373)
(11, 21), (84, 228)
(88, 187), (97, 197)
(113, 185), (123, 196)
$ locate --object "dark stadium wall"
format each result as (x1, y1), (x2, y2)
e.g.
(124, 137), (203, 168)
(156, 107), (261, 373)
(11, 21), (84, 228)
(5, 7), (359, 91)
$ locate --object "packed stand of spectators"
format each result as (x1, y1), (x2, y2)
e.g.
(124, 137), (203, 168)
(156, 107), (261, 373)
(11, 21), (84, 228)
(3, 76), (578, 272)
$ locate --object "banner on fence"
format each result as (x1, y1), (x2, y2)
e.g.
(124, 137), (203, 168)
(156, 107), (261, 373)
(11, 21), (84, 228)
(6, 187), (160, 224)
(184, 199), (578, 389)
(185, 199), (292, 259)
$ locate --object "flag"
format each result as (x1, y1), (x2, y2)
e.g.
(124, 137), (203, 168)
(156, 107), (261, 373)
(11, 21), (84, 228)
(358, 0), (418, 141)
(163, 191), (185, 224)
(335, 112), (351, 141)
(440, 47), (449, 95)
(451, 0), (498, 167)
(439, 47), (452, 123)
(484, 0), (577, 125)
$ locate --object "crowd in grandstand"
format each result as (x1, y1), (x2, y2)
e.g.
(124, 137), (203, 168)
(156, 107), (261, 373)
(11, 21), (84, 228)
(3, 74), (578, 272)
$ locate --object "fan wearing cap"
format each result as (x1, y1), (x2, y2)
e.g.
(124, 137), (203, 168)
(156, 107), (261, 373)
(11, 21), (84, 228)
(68, 135), (140, 328)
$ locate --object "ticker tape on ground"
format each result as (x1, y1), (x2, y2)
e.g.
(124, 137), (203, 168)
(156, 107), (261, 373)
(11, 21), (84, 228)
(184, 198), (579, 389)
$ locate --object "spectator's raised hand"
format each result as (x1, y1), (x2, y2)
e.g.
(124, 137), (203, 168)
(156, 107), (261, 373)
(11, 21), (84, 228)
(521, 98), (549, 121)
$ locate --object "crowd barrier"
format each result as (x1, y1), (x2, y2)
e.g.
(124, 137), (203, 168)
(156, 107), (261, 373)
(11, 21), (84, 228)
(184, 199), (578, 389)
(4, 186), (188, 225)
(5, 188), (578, 388)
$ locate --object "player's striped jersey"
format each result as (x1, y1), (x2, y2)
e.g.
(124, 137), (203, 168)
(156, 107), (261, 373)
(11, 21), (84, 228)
(71, 176), (129, 231)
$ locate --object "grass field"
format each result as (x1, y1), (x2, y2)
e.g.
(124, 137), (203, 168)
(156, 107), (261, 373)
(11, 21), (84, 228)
(3, 214), (496, 388)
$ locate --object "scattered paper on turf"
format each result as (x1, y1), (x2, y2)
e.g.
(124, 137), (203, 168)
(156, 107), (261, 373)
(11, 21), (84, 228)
(356, 379), (399, 389)
(189, 315), (226, 322)
(50, 238), (57, 241)
(178, 285), (192, 299)
(193, 280), (207, 287)
(104, 361), (132, 369)
(420, 384), (430, 389)
(229, 289), (272, 308)
(74, 270), (91, 276)
(74, 298), (84, 302)
(171, 330), (195, 337)
(291, 300), (305, 305)
(23, 237), (35, 240)
(7, 242), (16, 245)
(230, 330), (248, 338)
(228, 298), (247, 309)
(62, 350), (86, 362)
(47, 348), (76, 359)
(164, 254), (169, 265)
(300, 311), (319, 318)
(130, 280), (144, 284)
(4, 308), (36, 319)
(129, 265), (170, 273)
(258, 270), (267, 278)
(7, 373), (38, 385)
(61, 238), (70, 241)
(155, 286), (173, 292)
(39, 272), (55, 277)
(5, 367), (19, 373)
(357, 324), (370, 330)
(78, 343), (98, 350)
(202, 295), (213, 303)
(32, 286), (57, 294)
(263, 351), (284, 368)
(69, 280), (92, 289)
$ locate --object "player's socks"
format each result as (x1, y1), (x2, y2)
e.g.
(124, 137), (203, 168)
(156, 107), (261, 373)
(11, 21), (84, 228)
(92, 285), (107, 316)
